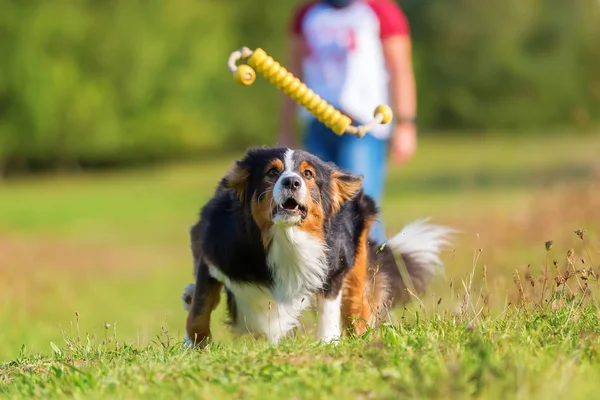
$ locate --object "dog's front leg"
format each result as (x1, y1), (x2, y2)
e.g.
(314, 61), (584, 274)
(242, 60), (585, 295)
(316, 290), (342, 343)
(186, 259), (222, 347)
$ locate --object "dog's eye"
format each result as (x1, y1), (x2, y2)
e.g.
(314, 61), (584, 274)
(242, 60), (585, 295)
(303, 169), (314, 179)
(266, 168), (279, 178)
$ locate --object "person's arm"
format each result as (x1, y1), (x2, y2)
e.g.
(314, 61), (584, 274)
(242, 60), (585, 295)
(278, 34), (308, 147)
(382, 35), (417, 164)
(383, 35), (417, 130)
(370, 0), (417, 164)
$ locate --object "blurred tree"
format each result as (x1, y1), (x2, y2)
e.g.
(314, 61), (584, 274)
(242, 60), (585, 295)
(400, 0), (600, 131)
(0, 0), (598, 173)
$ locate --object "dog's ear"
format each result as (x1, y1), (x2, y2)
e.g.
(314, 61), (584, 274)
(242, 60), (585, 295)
(223, 160), (249, 203)
(331, 170), (363, 212)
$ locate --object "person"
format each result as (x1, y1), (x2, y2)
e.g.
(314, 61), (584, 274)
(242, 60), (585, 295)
(279, 0), (418, 244)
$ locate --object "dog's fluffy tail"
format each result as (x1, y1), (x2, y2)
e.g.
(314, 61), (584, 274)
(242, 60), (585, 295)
(372, 219), (456, 306)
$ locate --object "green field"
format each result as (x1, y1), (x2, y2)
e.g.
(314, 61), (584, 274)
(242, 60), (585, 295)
(1, 134), (600, 399)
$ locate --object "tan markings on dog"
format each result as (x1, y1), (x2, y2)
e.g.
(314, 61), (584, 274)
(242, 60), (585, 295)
(265, 158), (284, 175)
(251, 190), (275, 246)
(298, 161), (325, 240)
(250, 159), (283, 246)
(331, 171), (363, 213)
(224, 162), (250, 202)
(298, 199), (324, 240)
(186, 277), (223, 346)
(299, 161), (316, 182)
(341, 217), (375, 336)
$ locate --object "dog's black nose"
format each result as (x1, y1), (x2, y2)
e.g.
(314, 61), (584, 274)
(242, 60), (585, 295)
(281, 175), (302, 190)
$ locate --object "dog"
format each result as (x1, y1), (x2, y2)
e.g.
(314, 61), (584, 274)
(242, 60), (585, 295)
(181, 147), (454, 345)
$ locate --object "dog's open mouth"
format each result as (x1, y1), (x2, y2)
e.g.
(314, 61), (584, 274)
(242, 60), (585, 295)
(274, 198), (308, 219)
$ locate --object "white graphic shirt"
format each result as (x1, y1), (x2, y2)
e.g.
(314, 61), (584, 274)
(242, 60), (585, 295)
(292, 0), (410, 139)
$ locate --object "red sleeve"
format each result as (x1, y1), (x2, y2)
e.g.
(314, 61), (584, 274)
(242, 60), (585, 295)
(366, 0), (410, 39)
(290, 2), (318, 35)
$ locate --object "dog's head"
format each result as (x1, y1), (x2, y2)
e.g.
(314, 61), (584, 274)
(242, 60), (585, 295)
(223, 147), (363, 241)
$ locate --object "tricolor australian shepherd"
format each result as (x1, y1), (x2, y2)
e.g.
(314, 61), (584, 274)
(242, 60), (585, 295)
(182, 147), (454, 345)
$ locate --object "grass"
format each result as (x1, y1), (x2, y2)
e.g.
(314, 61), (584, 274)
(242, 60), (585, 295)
(3, 307), (600, 399)
(1, 133), (600, 398)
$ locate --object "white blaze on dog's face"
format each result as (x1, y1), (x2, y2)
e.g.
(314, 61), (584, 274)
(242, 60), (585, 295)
(272, 149), (310, 226)
(224, 148), (364, 243)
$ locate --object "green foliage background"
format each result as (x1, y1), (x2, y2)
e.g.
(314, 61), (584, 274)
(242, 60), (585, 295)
(0, 0), (598, 171)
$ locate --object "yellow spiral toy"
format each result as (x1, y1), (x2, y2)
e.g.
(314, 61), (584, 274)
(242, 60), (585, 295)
(228, 47), (393, 137)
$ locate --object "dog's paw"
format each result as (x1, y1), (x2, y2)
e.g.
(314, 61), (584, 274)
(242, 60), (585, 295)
(182, 334), (194, 349)
(181, 283), (195, 311)
(317, 332), (341, 346)
(182, 333), (212, 350)
(320, 337), (341, 346)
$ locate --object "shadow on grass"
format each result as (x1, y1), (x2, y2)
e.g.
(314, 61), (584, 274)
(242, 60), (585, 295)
(388, 162), (595, 196)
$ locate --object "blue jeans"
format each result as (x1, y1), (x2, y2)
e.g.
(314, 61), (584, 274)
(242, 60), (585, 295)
(304, 118), (389, 244)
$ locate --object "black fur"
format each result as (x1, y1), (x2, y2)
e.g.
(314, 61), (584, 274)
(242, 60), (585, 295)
(321, 190), (379, 299)
(185, 147), (450, 344)
(189, 148), (381, 321)
(196, 187), (272, 285)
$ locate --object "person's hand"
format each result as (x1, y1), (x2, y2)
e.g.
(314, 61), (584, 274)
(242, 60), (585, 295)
(391, 123), (417, 165)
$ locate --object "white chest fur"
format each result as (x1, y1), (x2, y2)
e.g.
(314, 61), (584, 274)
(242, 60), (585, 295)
(266, 225), (328, 302)
(208, 226), (328, 343)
